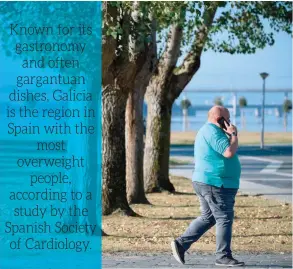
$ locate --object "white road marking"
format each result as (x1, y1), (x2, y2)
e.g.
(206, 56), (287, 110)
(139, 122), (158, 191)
(259, 162), (283, 174)
(266, 172), (292, 178)
(239, 156), (292, 178)
(240, 156), (282, 163)
(241, 171), (292, 178)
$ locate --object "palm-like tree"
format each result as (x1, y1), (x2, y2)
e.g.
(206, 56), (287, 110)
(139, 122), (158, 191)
(239, 97), (247, 130)
(180, 98), (191, 131)
(283, 99), (292, 132)
(214, 97), (223, 106)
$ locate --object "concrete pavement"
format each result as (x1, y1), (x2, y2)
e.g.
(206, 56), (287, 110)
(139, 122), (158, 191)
(103, 252), (292, 268)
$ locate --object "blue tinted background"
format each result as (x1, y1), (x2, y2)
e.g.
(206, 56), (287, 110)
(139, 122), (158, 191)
(0, 2), (102, 268)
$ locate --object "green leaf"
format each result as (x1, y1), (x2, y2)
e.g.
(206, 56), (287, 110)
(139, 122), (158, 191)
(111, 31), (117, 39)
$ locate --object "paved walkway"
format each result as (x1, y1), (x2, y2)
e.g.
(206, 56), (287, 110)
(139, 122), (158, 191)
(103, 252), (292, 268)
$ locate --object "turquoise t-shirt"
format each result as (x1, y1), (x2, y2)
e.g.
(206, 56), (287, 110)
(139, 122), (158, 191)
(192, 122), (241, 189)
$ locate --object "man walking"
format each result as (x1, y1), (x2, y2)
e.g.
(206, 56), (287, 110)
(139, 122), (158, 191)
(171, 106), (244, 267)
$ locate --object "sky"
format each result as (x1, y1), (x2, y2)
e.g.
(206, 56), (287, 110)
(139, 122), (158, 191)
(185, 29), (292, 91)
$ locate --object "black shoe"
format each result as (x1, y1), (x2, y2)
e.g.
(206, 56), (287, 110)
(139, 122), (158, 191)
(215, 256), (245, 267)
(171, 240), (185, 264)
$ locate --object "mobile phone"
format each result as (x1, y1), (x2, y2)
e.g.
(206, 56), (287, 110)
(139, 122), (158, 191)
(217, 117), (230, 130)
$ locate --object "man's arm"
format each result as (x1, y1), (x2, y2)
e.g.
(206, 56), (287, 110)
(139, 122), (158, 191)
(223, 135), (238, 158)
(223, 122), (238, 158)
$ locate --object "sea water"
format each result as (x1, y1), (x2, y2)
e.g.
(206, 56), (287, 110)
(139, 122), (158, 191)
(170, 91), (292, 132)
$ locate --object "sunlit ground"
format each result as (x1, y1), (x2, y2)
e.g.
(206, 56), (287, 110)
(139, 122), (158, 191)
(102, 176), (292, 253)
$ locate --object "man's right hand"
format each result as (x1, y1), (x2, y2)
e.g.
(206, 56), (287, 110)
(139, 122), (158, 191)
(223, 122), (238, 158)
(224, 121), (237, 136)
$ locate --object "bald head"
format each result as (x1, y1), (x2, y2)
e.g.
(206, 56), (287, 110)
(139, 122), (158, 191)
(208, 105), (230, 124)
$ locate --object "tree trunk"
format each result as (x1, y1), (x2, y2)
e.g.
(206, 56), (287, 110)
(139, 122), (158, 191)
(125, 47), (156, 204)
(125, 16), (157, 204)
(102, 2), (153, 213)
(144, 93), (175, 193)
(126, 85), (149, 204)
(142, 2), (217, 194)
(102, 85), (136, 216)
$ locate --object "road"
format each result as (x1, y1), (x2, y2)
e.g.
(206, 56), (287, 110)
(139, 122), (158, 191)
(103, 252), (292, 268)
(170, 145), (292, 203)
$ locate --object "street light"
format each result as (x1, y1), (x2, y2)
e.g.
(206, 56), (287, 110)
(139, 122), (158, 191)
(260, 72), (269, 149)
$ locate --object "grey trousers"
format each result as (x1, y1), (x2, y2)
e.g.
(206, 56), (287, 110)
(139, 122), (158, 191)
(177, 181), (238, 259)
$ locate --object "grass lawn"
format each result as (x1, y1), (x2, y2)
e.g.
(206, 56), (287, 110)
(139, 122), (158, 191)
(171, 131), (292, 146)
(102, 176), (292, 253)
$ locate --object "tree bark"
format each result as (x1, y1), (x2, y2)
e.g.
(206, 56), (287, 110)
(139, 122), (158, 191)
(102, 2), (148, 215)
(102, 85), (136, 216)
(144, 91), (175, 193)
(125, 16), (157, 204)
(143, 20), (184, 194)
(126, 84), (149, 204)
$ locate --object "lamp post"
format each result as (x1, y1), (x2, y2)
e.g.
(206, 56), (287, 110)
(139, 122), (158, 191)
(232, 92), (237, 126)
(260, 72), (269, 149)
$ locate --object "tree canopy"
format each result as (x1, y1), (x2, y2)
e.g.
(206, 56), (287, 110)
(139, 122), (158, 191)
(181, 98), (192, 110)
(283, 99), (292, 113)
(239, 97), (248, 107)
(214, 96), (223, 106)
(103, 1), (292, 65)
